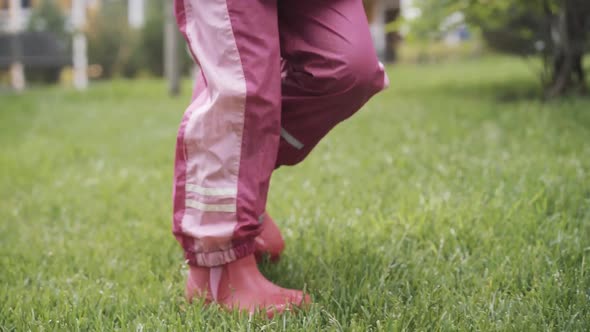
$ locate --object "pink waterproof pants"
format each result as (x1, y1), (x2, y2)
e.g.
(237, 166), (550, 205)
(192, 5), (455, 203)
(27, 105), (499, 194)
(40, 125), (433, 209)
(173, 0), (389, 267)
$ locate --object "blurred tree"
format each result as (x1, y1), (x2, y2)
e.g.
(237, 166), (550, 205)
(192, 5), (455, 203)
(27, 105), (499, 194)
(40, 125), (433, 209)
(140, 0), (166, 76)
(27, 0), (67, 40)
(405, 0), (462, 41)
(138, 0), (192, 78)
(86, 1), (139, 78)
(25, 0), (69, 83)
(411, 0), (590, 97)
(85, 0), (191, 79)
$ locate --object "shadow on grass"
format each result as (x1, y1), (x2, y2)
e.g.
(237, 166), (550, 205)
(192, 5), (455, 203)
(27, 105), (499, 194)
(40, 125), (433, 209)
(397, 77), (544, 104)
(395, 68), (590, 105)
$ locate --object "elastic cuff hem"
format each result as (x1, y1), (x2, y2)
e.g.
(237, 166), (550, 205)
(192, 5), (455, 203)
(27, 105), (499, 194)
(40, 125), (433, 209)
(185, 240), (256, 267)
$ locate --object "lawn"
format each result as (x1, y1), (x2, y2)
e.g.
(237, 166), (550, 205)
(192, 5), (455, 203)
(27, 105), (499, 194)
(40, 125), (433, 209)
(1, 56), (590, 331)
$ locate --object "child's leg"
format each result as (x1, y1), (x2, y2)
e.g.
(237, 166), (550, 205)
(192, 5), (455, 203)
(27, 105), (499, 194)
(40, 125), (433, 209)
(173, 0), (280, 269)
(172, 0), (307, 313)
(253, 0), (389, 262)
(276, 0), (389, 167)
(189, 79), (285, 264)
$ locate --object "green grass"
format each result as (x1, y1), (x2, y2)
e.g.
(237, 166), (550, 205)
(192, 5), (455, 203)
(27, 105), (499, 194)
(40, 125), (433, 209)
(1, 56), (590, 331)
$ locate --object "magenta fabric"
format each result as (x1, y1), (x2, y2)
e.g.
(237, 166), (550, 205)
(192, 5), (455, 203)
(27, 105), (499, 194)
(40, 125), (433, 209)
(173, 0), (388, 267)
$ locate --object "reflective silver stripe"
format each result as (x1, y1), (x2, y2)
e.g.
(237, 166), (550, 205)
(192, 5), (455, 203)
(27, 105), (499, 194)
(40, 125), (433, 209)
(185, 199), (236, 213)
(280, 128), (304, 150)
(186, 184), (237, 196)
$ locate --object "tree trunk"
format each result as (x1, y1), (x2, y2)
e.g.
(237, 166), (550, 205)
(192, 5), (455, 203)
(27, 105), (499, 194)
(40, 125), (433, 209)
(546, 0), (588, 98)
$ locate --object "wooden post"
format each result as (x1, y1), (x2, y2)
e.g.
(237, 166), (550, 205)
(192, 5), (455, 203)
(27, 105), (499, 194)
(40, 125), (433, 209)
(9, 0), (25, 91)
(72, 0), (88, 90)
(164, 0), (180, 96)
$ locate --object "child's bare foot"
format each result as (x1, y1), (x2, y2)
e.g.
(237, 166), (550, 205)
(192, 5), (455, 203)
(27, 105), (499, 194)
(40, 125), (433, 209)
(254, 213), (285, 262)
(185, 255), (310, 318)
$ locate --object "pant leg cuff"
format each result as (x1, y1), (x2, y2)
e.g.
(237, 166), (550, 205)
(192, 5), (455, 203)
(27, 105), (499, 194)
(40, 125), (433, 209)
(185, 240), (256, 267)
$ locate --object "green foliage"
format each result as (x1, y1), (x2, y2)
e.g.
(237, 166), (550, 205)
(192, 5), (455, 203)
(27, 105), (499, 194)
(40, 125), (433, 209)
(86, 1), (141, 78)
(406, 0), (465, 41)
(138, 0), (166, 76)
(409, 0), (590, 96)
(466, 1), (550, 55)
(136, 0), (193, 77)
(86, 0), (192, 78)
(2, 57), (590, 330)
(27, 0), (68, 39)
(25, 0), (68, 83)
(409, 0), (552, 53)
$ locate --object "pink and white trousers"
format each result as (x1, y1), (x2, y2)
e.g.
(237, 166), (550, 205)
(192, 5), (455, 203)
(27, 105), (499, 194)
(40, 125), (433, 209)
(173, 0), (389, 267)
